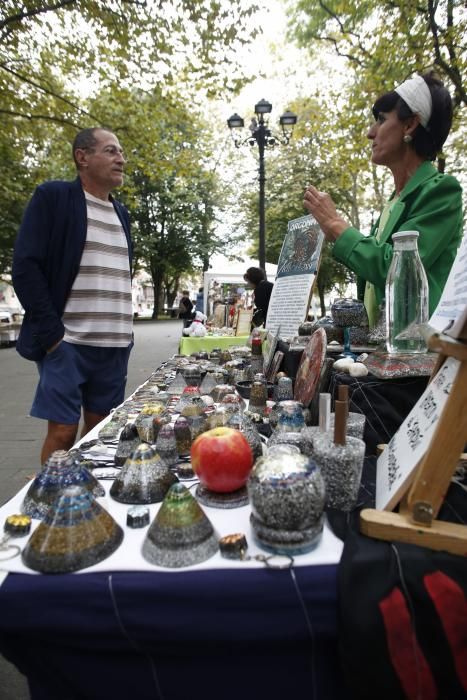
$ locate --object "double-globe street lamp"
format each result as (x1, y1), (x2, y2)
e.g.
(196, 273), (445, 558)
(227, 99), (297, 270)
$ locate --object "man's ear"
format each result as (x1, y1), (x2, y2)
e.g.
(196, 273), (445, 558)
(74, 149), (88, 169)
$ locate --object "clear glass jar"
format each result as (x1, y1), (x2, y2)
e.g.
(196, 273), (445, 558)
(385, 231), (428, 353)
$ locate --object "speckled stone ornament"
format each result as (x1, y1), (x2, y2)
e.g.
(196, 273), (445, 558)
(349, 326), (370, 346)
(167, 372), (188, 395)
(308, 317), (344, 344)
(211, 384), (236, 402)
(98, 420), (121, 442)
(181, 364), (202, 387)
(329, 411), (366, 439)
(274, 400), (305, 433)
(274, 376), (294, 402)
(114, 423), (141, 466)
(22, 485), (123, 573)
(22, 450), (104, 520)
(227, 413), (263, 461)
(155, 423), (179, 468)
(142, 483), (218, 568)
(267, 430), (305, 453)
(206, 407), (230, 430)
(248, 380), (268, 415)
(173, 416), (192, 457)
(173, 388), (201, 414)
(135, 412), (171, 444)
(247, 452), (325, 555)
(180, 397), (205, 418)
(219, 533), (248, 559)
(4, 514), (31, 537)
(110, 443), (178, 504)
(187, 412), (208, 440)
(199, 373), (217, 396)
(331, 298), (368, 328)
(208, 348), (222, 364)
(218, 349), (232, 364)
(126, 506), (150, 528)
(312, 432), (365, 511)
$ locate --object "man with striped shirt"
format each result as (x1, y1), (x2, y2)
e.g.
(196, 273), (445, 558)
(13, 128), (133, 463)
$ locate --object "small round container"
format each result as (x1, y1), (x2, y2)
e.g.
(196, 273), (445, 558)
(331, 298), (368, 328)
(247, 451), (325, 555)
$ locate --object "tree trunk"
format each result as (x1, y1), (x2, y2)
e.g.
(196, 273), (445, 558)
(318, 283), (326, 317)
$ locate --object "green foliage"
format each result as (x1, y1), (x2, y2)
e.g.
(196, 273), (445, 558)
(0, 0), (262, 277)
(86, 86), (233, 316)
(236, 93), (362, 310)
(288, 0), (466, 110)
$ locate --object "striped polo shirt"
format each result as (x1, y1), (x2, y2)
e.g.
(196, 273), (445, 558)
(62, 192), (133, 347)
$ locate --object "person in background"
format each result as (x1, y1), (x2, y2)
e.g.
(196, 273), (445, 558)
(243, 266), (274, 328)
(304, 72), (463, 327)
(178, 290), (194, 328)
(195, 287), (204, 313)
(12, 127), (133, 463)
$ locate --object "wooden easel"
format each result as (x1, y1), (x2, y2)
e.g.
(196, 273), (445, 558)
(360, 326), (467, 556)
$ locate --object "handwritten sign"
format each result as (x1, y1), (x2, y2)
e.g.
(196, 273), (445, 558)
(376, 355), (461, 511)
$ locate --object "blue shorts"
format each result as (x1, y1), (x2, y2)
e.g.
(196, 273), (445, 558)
(31, 341), (132, 424)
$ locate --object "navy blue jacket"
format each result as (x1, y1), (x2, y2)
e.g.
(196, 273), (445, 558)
(12, 178), (132, 361)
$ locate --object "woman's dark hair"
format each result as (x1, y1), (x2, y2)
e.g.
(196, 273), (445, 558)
(244, 267), (266, 286)
(372, 72), (453, 160)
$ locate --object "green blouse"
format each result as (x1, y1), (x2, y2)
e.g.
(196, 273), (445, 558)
(332, 161), (463, 327)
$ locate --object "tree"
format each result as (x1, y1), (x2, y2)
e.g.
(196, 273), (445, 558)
(83, 85), (235, 318)
(0, 1), (263, 276)
(1, 1), (262, 122)
(288, 0), (466, 109)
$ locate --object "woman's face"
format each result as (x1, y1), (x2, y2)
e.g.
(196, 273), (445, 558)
(367, 109), (407, 167)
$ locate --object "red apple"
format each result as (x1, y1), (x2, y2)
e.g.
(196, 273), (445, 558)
(191, 427), (254, 493)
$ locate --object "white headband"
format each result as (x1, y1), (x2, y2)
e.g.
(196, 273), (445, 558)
(394, 75), (432, 128)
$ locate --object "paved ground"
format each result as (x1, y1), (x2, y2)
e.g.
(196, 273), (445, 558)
(0, 319), (181, 699)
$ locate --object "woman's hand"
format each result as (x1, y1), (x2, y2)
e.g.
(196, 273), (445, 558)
(303, 185), (349, 241)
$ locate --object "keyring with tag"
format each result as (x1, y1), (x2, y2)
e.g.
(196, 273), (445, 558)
(0, 535), (21, 562)
(219, 533), (294, 569)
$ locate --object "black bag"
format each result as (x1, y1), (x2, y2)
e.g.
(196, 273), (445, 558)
(337, 481), (467, 700)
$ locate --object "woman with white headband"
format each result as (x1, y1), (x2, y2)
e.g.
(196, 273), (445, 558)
(304, 72), (463, 327)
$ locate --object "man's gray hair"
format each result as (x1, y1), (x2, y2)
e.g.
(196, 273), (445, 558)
(73, 128), (102, 168)
(72, 127), (114, 168)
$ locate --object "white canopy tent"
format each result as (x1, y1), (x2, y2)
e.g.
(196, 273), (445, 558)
(202, 256), (277, 317)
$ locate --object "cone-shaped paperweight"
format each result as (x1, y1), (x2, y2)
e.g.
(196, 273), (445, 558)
(167, 372), (188, 395)
(114, 423), (141, 466)
(142, 483), (218, 568)
(110, 443), (178, 504)
(22, 450), (104, 520)
(22, 485), (123, 573)
(199, 372), (217, 396)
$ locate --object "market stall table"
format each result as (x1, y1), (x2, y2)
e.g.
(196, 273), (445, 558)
(178, 334), (250, 355)
(0, 367), (347, 700)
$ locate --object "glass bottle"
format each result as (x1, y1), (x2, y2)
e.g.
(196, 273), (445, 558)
(385, 231), (428, 354)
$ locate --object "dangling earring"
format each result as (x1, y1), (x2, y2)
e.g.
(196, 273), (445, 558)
(403, 134), (413, 144)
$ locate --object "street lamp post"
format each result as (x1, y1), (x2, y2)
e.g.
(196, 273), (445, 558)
(227, 99), (297, 270)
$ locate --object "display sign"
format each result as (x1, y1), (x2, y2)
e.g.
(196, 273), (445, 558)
(266, 214), (324, 339)
(429, 232), (467, 340)
(235, 309), (253, 336)
(375, 355), (461, 511)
